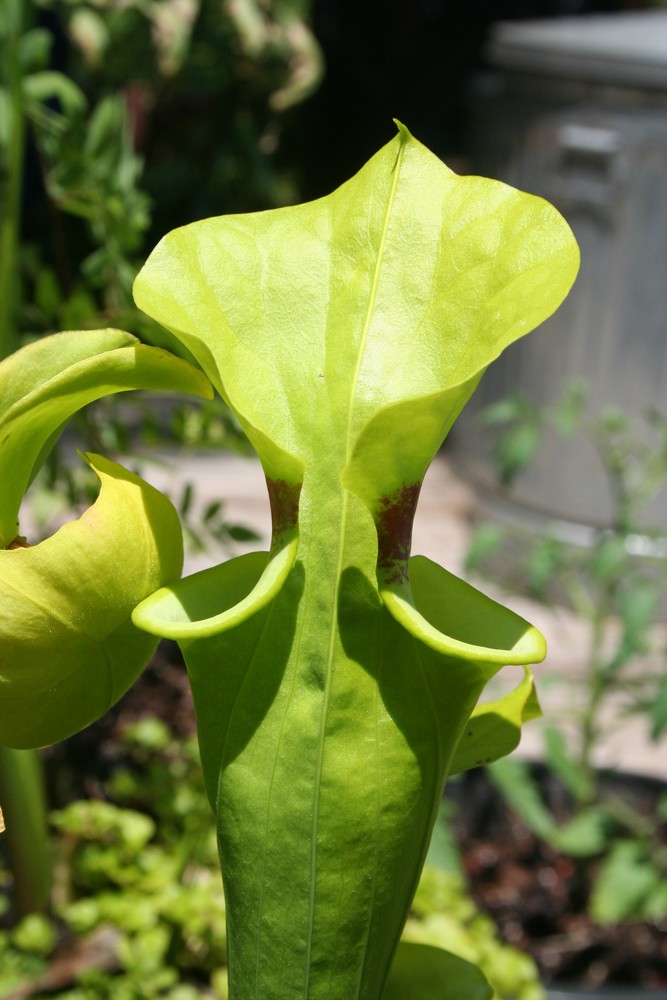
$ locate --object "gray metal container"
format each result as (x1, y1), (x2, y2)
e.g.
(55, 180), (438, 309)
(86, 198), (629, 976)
(452, 13), (667, 539)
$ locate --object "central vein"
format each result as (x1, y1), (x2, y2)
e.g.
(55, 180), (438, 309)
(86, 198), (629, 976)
(343, 134), (406, 463)
(302, 136), (407, 998)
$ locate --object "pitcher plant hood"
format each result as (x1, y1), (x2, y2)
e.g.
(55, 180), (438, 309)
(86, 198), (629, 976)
(131, 123), (579, 999)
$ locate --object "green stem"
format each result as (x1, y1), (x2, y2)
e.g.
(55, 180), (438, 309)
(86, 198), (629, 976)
(0, 747), (52, 915)
(0, 0), (27, 359)
(577, 591), (612, 806)
(579, 610), (606, 806)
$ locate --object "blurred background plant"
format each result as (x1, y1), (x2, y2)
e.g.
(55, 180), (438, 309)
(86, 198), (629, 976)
(464, 382), (667, 931)
(2, 0), (324, 350)
(1, 0), (323, 540)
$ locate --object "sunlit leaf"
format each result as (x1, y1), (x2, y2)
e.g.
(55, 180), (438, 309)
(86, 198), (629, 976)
(450, 666), (541, 775)
(0, 456), (184, 748)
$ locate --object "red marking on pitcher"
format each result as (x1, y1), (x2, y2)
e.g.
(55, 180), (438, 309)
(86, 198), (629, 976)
(266, 478), (302, 544)
(375, 482), (421, 584)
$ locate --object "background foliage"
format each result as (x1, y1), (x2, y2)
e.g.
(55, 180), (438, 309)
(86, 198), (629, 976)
(2, 0), (323, 354)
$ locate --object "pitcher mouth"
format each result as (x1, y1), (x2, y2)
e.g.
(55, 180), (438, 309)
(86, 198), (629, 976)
(132, 534), (299, 641)
(379, 554), (547, 668)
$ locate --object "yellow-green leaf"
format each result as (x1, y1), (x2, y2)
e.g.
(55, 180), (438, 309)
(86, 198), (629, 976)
(0, 455), (183, 748)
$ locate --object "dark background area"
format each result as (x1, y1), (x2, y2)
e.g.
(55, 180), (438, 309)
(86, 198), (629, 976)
(285, 0), (640, 199)
(14, 0), (655, 343)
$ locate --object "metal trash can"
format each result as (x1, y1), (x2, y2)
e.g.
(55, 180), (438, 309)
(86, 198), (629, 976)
(451, 12), (667, 540)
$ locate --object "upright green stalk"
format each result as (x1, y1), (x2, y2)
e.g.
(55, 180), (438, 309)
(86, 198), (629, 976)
(577, 592), (612, 805)
(0, 746), (51, 915)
